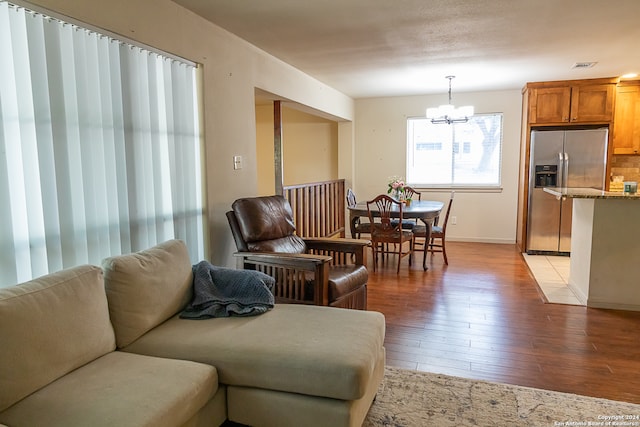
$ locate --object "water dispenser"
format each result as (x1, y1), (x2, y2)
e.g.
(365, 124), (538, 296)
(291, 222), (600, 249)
(534, 164), (557, 188)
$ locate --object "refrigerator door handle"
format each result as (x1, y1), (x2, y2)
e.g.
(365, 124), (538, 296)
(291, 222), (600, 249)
(558, 152), (564, 187)
(564, 152), (569, 188)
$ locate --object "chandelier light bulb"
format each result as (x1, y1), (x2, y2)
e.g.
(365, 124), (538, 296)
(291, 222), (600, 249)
(426, 76), (474, 124)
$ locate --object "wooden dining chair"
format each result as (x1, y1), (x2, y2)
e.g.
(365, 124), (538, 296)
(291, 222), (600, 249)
(428, 191), (454, 264)
(414, 191), (454, 265)
(346, 188), (372, 239)
(392, 185), (422, 230)
(403, 186), (422, 202)
(412, 191), (454, 268)
(366, 194), (414, 273)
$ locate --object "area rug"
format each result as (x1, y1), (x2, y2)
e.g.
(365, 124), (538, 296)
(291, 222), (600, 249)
(364, 367), (640, 427)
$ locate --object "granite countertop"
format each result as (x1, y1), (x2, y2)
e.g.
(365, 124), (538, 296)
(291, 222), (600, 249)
(543, 187), (640, 199)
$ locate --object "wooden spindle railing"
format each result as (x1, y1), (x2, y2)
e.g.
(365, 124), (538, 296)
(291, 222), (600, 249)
(283, 179), (345, 238)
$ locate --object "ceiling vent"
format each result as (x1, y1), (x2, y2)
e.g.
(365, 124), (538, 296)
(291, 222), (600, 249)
(571, 62), (597, 69)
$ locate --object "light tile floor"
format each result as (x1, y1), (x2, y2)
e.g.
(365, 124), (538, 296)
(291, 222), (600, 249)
(522, 254), (584, 306)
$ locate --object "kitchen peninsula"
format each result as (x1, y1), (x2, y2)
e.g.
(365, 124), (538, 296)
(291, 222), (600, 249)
(544, 187), (640, 311)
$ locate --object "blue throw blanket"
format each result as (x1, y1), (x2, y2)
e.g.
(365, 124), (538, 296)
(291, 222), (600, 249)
(180, 261), (275, 319)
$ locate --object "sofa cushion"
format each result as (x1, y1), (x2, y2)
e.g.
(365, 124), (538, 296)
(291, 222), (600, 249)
(102, 239), (193, 348)
(0, 352), (219, 427)
(0, 265), (115, 412)
(121, 304), (386, 401)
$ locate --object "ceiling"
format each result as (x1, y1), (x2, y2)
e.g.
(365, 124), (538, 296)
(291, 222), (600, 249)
(173, 0), (640, 99)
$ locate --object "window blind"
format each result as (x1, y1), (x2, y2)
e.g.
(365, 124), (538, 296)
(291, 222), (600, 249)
(406, 114), (503, 189)
(0, 1), (204, 287)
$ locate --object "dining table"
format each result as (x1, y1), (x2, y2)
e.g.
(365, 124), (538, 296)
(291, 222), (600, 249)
(347, 199), (444, 270)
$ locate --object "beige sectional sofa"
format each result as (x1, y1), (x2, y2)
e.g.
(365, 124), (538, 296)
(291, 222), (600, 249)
(0, 240), (386, 427)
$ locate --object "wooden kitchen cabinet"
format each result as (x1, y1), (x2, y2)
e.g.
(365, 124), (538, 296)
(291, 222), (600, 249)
(527, 79), (616, 125)
(612, 83), (640, 155)
(528, 86), (571, 123)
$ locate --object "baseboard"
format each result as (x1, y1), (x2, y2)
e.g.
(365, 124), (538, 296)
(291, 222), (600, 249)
(567, 282), (588, 305)
(587, 300), (640, 311)
(447, 237), (516, 245)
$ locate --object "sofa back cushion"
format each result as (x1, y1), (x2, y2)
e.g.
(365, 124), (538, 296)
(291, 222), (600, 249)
(102, 239), (193, 348)
(0, 265), (115, 412)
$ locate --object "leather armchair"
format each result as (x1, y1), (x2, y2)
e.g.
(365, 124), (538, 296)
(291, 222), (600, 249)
(226, 195), (369, 310)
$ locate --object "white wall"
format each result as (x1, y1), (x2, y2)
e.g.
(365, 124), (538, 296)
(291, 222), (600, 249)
(29, 0), (355, 266)
(353, 90), (523, 243)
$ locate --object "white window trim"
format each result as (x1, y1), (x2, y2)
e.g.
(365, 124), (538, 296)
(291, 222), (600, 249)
(406, 113), (504, 191)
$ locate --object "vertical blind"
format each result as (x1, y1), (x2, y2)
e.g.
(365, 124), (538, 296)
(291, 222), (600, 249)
(0, 1), (204, 288)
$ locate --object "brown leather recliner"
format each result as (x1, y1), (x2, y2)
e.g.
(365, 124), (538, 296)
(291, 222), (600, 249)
(226, 195), (369, 310)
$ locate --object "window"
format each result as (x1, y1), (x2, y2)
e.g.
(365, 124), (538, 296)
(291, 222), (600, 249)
(0, 1), (204, 287)
(406, 114), (503, 188)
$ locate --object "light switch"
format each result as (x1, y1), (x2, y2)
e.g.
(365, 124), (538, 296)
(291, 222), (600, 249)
(233, 155), (242, 170)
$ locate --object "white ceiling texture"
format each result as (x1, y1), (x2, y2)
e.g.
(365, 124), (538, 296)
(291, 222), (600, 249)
(172, 0), (640, 99)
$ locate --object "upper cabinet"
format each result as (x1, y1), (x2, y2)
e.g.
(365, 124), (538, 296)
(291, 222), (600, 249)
(612, 82), (640, 155)
(526, 79), (616, 125)
(528, 86), (571, 123)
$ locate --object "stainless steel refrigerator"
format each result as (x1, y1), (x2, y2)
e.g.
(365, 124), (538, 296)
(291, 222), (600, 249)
(526, 127), (608, 254)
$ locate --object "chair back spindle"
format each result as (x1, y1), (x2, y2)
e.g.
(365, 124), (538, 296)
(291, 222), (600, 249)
(403, 186), (422, 201)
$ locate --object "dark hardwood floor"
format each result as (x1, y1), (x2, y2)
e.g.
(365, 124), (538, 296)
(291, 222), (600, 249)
(367, 241), (640, 404)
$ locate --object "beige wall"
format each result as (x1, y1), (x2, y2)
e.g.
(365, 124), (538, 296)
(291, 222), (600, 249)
(353, 90), (523, 244)
(255, 105), (338, 195)
(255, 105), (276, 196)
(282, 108), (338, 186)
(28, 0), (354, 266)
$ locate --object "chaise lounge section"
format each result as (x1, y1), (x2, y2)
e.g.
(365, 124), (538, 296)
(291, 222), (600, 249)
(0, 240), (386, 427)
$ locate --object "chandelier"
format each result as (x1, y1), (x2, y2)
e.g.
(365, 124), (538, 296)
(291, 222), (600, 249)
(426, 76), (474, 124)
